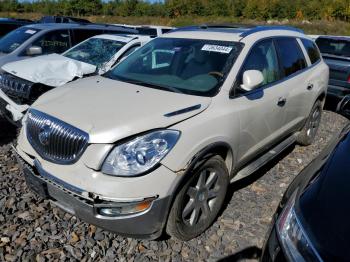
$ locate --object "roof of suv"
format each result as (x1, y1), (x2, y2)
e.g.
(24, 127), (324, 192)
(22, 23), (138, 33)
(165, 24), (305, 41)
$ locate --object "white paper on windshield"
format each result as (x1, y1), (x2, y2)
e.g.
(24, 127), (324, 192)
(25, 29), (37, 35)
(201, 44), (233, 54)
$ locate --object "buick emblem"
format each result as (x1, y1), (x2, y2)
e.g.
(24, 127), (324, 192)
(38, 122), (52, 146)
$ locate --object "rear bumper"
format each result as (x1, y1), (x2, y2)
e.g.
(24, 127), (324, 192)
(15, 151), (172, 240)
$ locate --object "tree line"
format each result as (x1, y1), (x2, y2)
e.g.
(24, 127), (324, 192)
(0, 0), (349, 21)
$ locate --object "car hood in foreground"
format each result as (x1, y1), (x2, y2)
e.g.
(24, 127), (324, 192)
(31, 76), (212, 143)
(2, 54), (96, 87)
(296, 126), (350, 261)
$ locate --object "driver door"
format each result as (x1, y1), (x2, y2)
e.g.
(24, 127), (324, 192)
(233, 39), (289, 166)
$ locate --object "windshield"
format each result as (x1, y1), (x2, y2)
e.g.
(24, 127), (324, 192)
(0, 27), (40, 54)
(63, 38), (126, 68)
(316, 37), (350, 57)
(105, 37), (243, 97)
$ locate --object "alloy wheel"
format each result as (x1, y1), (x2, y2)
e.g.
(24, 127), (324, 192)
(182, 168), (221, 226)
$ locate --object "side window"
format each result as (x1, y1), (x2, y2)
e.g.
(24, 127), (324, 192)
(31, 30), (70, 54)
(301, 39), (321, 64)
(275, 38), (307, 77)
(71, 29), (102, 45)
(240, 39), (280, 88)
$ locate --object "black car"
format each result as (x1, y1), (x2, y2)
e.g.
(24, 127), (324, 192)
(261, 96), (350, 261)
(315, 36), (350, 99)
(0, 18), (33, 39)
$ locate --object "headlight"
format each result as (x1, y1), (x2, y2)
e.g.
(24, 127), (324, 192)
(101, 130), (180, 177)
(277, 193), (321, 261)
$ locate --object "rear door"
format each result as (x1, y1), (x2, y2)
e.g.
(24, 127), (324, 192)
(273, 37), (310, 132)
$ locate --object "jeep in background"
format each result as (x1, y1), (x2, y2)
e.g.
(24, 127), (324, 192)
(0, 34), (150, 124)
(15, 25), (328, 241)
(314, 36), (350, 99)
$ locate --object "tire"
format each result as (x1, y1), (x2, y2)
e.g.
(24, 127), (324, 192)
(296, 100), (322, 146)
(166, 155), (229, 241)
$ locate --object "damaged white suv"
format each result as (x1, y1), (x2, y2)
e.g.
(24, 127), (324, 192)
(15, 25), (328, 240)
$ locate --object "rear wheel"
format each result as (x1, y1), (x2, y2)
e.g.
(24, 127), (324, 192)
(166, 155), (229, 241)
(296, 100), (322, 146)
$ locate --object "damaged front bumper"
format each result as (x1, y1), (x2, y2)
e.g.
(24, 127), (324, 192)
(14, 147), (172, 240)
(0, 89), (29, 123)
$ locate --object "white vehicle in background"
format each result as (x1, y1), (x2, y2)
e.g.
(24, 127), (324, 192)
(0, 34), (151, 124)
(113, 24), (174, 37)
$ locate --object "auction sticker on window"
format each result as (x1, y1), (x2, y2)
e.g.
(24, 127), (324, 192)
(201, 44), (233, 54)
(25, 29), (37, 35)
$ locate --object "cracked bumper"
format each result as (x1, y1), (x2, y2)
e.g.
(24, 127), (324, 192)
(15, 150), (172, 240)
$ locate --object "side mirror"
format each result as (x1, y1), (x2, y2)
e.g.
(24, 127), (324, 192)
(26, 46), (42, 56)
(240, 70), (264, 92)
(336, 95), (350, 119)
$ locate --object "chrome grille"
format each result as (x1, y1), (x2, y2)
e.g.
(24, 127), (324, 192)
(0, 73), (33, 100)
(26, 109), (89, 164)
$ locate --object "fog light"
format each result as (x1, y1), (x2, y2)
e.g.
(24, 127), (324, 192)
(97, 199), (154, 217)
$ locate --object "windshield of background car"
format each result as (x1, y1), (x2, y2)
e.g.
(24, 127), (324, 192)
(0, 27), (40, 54)
(63, 38), (126, 69)
(316, 37), (350, 57)
(106, 37), (243, 97)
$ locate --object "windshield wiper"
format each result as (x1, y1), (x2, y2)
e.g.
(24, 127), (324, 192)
(106, 74), (184, 94)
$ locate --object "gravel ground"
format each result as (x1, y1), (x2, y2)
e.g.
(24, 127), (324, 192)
(0, 110), (348, 262)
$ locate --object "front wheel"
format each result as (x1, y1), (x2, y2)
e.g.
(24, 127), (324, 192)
(166, 155), (229, 241)
(296, 100), (322, 146)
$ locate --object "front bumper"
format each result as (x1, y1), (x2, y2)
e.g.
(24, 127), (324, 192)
(0, 89), (29, 123)
(15, 151), (172, 240)
(261, 224), (286, 262)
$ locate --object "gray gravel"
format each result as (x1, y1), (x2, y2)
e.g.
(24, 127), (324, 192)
(0, 111), (348, 261)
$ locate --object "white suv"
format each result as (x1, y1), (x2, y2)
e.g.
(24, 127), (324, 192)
(15, 25), (328, 240)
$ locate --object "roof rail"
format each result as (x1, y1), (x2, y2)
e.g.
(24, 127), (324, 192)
(198, 23), (255, 29)
(171, 24), (254, 33)
(240, 26), (303, 37)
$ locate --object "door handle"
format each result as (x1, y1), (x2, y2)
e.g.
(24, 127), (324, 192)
(277, 97), (287, 107)
(307, 84), (314, 90)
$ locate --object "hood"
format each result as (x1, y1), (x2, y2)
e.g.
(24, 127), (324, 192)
(2, 54), (96, 87)
(298, 127), (350, 261)
(32, 76), (211, 143)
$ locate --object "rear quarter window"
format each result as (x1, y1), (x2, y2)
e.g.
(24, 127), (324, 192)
(275, 38), (307, 77)
(301, 38), (321, 64)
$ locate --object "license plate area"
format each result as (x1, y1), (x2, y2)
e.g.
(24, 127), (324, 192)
(24, 166), (49, 198)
